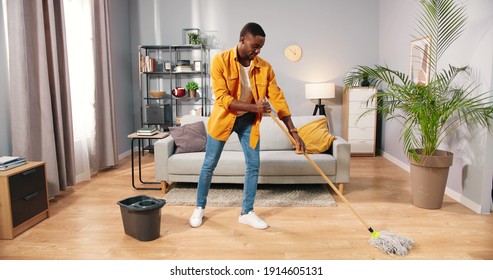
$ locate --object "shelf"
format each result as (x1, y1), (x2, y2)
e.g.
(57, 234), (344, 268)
(139, 44), (210, 127)
(141, 71), (208, 75)
(139, 44), (204, 50)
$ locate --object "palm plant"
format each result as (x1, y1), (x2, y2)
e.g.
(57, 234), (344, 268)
(344, 0), (493, 162)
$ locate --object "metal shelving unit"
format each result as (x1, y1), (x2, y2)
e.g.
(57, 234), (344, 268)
(138, 44), (211, 130)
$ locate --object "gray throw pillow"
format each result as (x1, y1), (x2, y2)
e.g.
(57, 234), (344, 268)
(168, 121), (207, 154)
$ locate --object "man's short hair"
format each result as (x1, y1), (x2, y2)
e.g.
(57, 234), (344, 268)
(239, 22), (266, 39)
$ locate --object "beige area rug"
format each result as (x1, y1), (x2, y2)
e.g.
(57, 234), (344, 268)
(165, 183), (336, 207)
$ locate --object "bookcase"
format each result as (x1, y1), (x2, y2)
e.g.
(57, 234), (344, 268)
(138, 45), (211, 130)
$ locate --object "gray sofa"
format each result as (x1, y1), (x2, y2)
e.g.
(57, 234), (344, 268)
(154, 115), (350, 193)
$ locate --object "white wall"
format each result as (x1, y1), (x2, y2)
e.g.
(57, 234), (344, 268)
(129, 0), (380, 136)
(442, 0), (493, 213)
(378, 0), (493, 213)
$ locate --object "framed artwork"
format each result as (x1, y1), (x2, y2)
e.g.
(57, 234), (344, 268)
(164, 61), (172, 71)
(194, 61), (202, 72)
(409, 36), (431, 85)
(182, 28), (200, 45)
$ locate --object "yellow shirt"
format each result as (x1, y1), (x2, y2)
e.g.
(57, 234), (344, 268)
(208, 47), (292, 149)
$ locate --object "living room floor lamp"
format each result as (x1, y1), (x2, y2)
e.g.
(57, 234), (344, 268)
(305, 82), (336, 116)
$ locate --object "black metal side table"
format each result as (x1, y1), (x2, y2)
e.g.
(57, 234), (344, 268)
(128, 131), (169, 190)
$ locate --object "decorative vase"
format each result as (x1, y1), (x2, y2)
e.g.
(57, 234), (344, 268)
(189, 89), (197, 98)
(408, 149), (454, 209)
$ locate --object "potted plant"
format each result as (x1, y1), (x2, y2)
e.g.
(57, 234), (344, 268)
(344, 0), (493, 209)
(185, 81), (199, 98)
(187, 32), (206, 47)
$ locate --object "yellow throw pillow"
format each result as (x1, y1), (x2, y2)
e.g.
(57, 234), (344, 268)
(298, 118), (336, 154)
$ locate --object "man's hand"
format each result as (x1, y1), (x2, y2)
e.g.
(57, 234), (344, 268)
(256, 99), (271, 114)
(292, 132), (306, 154)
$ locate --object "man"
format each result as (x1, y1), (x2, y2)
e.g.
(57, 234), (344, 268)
(189, 22), (305, 229)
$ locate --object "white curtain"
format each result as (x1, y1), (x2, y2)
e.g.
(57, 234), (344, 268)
(64, 0), (117, 183)
(64, 0), (94, 182)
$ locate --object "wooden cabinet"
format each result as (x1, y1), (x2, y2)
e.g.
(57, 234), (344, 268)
(0, 162), (49, 239)
(342, 87), (378, 156)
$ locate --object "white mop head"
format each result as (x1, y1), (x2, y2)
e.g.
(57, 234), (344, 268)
(368, 230), (414, 256)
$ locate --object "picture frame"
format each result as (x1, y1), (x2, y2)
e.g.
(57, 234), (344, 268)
(182, 28), (200, 45)
(409, 36), (431, 85)
(164, 62), (172, 71)
(194, 61), (202, 72)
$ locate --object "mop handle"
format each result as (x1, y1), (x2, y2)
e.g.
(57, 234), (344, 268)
(268, 112), (372, 231)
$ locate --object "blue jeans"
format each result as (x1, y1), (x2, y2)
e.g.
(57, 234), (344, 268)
(195, 112), (260, 214)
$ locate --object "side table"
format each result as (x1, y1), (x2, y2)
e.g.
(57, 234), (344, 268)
(0, 161), (49, 239)
(128, 132), (169, 191)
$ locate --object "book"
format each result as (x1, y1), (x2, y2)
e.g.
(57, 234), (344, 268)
(137, 133), (158, 136)
(175, 65), (193, 72)
(0, 156), (21, 165)
(137, 131), (158, 136)
(0, 157), (27, 171)
(137, 127), (157, 133)
(137, 127), (158, 136)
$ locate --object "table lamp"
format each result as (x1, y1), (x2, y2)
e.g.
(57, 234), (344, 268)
(305, 83), (335, 115)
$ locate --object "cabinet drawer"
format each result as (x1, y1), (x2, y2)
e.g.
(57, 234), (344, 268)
(348, 88), (376, 101)
(348, 113), (375, 128)
(348, 101), (375, 113)
(349, 140), (375, 153)
(348, 127), (375, 139)
(11, 189), (48, 227)
(9, 165), (45, 202)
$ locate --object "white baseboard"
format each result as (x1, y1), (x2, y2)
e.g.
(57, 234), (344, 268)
(381, 151), (484, 213)
(119, 149), (131, 161)
(445, 188), (482, 213)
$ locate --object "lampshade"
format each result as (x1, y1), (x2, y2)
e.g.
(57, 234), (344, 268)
(305, 83), (336, 100)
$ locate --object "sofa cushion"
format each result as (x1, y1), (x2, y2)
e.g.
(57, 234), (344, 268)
(180, 115), (243, 151)
(168, 150), (336, 176)
(168, 121), (207, 154)
(178, 114), (330, 152)
(259, 115), (330, 151)
(259, 117), (295, 150)
(298, 118), (336, 153)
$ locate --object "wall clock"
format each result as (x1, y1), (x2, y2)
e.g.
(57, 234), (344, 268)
(284, 44), (302, 62)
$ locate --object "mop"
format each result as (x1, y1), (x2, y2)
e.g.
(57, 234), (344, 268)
(268, 112), (414, 256)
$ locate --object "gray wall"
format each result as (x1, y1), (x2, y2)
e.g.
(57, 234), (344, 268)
(129, 0), (380, 136)
(109, 0), (134, 159)
(379, 0), (493, 213)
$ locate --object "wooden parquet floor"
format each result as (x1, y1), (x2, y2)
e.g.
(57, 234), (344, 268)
(0, 154), (492, 261)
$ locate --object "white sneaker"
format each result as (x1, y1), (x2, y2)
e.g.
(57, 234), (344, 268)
(238, 211), (269, 229)
(189, 207), (205, 228)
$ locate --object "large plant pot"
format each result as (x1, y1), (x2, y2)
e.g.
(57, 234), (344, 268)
(408, 149), (454, 209)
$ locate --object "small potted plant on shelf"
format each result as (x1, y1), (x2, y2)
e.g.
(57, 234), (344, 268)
(344, 0), (493, 209)
(188, 32), (206, 47)
(186, 81), (199, 98)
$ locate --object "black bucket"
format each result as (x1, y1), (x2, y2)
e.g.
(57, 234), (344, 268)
(117, 195), (166, 241)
